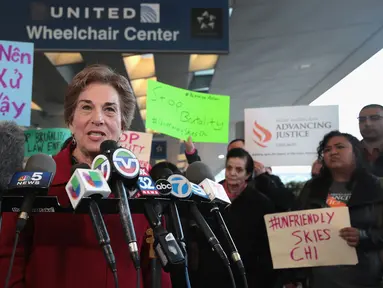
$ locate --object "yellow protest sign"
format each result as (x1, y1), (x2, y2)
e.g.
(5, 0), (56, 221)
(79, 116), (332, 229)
(146, 80), (230, 143)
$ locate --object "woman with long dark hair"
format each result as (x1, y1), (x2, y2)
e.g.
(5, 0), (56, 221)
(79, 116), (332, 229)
(295, 130), (383, 288)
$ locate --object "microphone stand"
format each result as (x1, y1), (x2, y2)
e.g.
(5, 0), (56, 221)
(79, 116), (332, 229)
(165, 201), (191, 288)
(145, 228), (162, 288)
(210, 205), (247, 288)
(143, 201), (186, 288)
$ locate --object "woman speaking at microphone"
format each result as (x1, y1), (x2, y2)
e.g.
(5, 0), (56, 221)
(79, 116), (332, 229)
(0, 65), (171, 288)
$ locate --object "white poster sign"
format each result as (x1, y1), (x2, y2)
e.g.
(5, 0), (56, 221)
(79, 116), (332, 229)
(244, 105), (339, 166)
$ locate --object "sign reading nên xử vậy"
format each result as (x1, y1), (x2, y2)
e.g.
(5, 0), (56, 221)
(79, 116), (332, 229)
(0, 40), (34, 126)
(146, 80), (230, 143)
(264, 207), (358, 269)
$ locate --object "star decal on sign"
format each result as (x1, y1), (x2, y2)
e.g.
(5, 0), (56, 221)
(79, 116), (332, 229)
(197, 10), (216, 30)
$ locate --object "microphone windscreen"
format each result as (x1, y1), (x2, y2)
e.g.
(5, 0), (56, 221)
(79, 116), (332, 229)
(25, 154), (57, 175)
(0, 121), (25, 191)
(150, 161), (182, 180)
(71, 163), (90, 175)
(185, 161), (215, 184)
(149, 167), (173, 182)
(100, 140), (119, 153)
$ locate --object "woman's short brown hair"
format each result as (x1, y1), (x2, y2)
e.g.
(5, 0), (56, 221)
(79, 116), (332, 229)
(64, 64), (136, 130)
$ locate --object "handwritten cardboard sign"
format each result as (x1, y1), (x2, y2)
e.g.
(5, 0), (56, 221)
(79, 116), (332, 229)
(24, 128), (72, 157)
(264, 207), (358, 269)
(116, 130), (153, 169)
(0, 40), (34, 126)
(146, 80), (230, 143)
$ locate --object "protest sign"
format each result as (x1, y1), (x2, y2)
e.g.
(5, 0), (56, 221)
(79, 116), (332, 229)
(146, 80), (230, 143)
(264, 207), (358, 269)
(119, 130), (153, 169)
(0, 41), (34, 126)
(244, 105), (339, 166)
(24, 128), (71, 157)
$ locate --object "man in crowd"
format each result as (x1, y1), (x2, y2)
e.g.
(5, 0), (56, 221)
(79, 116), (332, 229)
(184, 137), (295, 212)
(358, 104), (383, 176)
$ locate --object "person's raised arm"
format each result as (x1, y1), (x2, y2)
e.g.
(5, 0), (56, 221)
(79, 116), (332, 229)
(184, 136), (201, 164)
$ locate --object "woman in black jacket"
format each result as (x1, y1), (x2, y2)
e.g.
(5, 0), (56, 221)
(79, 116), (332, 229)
(191, 148), (276, 288)
(294, 130), (383, 288)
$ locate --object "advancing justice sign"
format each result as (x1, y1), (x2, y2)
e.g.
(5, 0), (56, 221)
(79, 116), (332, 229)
(0, 0), (229, 53)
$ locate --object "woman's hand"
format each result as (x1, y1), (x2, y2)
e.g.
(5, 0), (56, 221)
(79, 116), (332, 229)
(339, 227), (360, 247)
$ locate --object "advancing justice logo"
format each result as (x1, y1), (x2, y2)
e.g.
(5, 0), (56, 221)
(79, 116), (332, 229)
(252, 121), (272, 148)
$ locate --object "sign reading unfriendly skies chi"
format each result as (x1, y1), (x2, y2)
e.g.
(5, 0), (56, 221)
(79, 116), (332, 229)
(264, 207), (358, 269)
(146, 80), (230, 143)
(0, 40), (34, 126)
(244, 105), (339, 166)
(0, 0), (229, 53)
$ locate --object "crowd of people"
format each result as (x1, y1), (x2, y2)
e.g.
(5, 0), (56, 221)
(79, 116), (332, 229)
(0, 64), (382, 288)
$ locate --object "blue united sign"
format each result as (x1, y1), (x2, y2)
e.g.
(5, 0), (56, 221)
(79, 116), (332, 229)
(0, 0), (229, 53)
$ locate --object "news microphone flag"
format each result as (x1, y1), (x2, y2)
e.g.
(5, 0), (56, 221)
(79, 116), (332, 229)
(8, 171), (54, 189)
(66, 169), (111, 209)
(137, 168), (160, 197)
(91, 154), (111, 181)
(167, 174), (192, 199)
(199, 179), (231, 205)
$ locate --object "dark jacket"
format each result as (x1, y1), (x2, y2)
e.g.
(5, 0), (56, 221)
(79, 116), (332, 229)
(0, 144), (171, 288)
(185, 149), (295, 212)
(184, 148), (201, 164)
(253, 173), (295, 212)
(295, 172), (383, 288)
(371, 152), (383, 177)
(189, 182), (276, 288)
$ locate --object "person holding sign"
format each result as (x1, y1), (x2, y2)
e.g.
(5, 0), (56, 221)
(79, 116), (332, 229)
(0, 65), (171, 288)
(291, 130), (383, 288)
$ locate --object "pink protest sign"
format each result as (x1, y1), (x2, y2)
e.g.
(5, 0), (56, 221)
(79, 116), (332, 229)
(119, 131), (153, 169)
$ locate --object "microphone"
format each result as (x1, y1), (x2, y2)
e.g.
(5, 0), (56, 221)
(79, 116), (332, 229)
(0, 121), (25, 193)
(136, 168), (160, 198)
(0, 121), (25, 232)
(166, 171), (230, 267)
(99, 140), (140, 271)
(148, 164), (187, 286)
(8, 154), (56, 233)
(186, 161), (247, 286)
(91, 154), (112, 182)
(65, 163), (118, 277)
